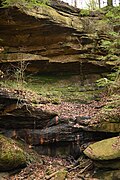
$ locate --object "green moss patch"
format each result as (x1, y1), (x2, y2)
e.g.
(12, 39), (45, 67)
(84, 136), (120, 160)
(0, 135), (27, 171)
(0, 74), (102, 104)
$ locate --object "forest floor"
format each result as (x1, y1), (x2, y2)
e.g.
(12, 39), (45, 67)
(9, 154), (95, 180)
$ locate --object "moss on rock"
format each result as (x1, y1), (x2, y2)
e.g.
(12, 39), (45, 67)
(94, 122), (120, 133)
(0, 135), (27, 171)
(84, 136), (120, 160)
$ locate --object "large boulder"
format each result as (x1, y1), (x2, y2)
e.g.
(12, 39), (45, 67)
(84, 136), (120, 160)
(0, 135), (27, 171)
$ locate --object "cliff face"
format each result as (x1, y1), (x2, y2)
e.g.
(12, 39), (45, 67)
(0, 1), (120, 163)
(0, 1), (116, 74)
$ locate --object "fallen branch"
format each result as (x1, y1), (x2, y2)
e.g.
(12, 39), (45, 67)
(79, 162), (93, 174)
(67, 159), (92, 172)
(67, 164), (80, 172)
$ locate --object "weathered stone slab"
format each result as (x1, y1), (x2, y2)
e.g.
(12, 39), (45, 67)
(84, 136), (120, 160)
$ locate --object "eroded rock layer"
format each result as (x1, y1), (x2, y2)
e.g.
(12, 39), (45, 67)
(0, 1), (115, 74)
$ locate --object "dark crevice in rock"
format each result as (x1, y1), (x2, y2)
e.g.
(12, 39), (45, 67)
(0, 60), (112, 75)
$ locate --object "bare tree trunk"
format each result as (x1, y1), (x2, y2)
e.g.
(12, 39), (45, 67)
(98, 0), (101, 8)
(107, 0), (113, 6)
(74, 0), (77, 7)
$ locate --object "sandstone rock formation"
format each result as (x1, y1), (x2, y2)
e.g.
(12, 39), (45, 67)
(0, 0), (115, 74)
(84, 136), (120, 160)
(0, 0), (119, 172)
(0, 88), (119, 158)
(84, 136), (120, 169)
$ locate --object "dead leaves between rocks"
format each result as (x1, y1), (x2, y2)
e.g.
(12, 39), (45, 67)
(44, 160), (93, 180)
(8, 157), (94, 180)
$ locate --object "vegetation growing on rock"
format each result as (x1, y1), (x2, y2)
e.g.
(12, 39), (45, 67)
(0, 0), (120, 179)
(0, 135), (27, 171)
(84, 136), (120, 160)
(1, 0), (50, 7)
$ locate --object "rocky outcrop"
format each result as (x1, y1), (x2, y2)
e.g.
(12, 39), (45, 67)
(0, 2), (119, 175)
(0, 88), (119, 158)
(0, 1), (115, 75)
(0, 88), (57, 129)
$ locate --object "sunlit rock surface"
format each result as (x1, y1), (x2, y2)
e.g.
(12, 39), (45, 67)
(0, 0), (115, 74)
(84, 136), (120, 160)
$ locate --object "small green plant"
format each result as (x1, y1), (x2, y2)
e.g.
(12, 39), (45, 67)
(105, 6), (120, 19)
(108, 31), (119, 37)
(100, 37), (120, 55)
(80, 9), (90, 16)
(96, 67), (120, 95)
(96, 77), (110, 87)
(100, 40), (112, 52)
